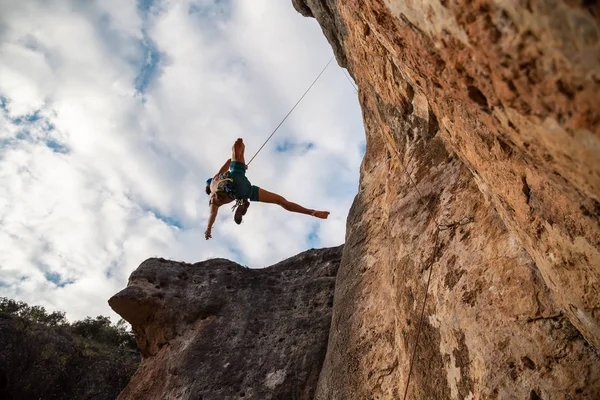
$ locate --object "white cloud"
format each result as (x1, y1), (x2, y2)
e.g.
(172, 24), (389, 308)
(0, 0), (364, 321)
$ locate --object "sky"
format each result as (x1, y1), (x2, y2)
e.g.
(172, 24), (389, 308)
(0, 0), (364, 321)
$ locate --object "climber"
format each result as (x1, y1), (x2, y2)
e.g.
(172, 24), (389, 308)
(204, 138), (330, 240)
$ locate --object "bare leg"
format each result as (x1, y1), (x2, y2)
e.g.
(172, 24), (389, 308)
(231, 138), (246, 164)
(257, 188), (329, 219)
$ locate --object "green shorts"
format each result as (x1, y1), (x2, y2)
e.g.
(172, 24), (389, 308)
(229, 161), (260, 201)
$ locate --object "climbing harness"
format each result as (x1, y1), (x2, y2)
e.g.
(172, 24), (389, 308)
(231, 198), (245, 212)
(246, 56), (334, 166)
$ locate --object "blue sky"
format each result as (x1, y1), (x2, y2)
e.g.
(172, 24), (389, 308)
(0, 0), (364, 321)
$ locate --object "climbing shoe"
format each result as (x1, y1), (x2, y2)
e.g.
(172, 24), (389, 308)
(234, 199), (250, 225)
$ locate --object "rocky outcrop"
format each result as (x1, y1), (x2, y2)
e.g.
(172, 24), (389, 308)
(292, 0), (600, 399)
(109, 246), (342, 400)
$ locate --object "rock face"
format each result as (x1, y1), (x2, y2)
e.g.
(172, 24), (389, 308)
(292, 0), (600, 399)
(109, 246), (342, 400)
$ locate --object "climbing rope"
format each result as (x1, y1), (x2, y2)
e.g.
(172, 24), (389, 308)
(402, 230), (440, 400)
(383, 139), (443, 400)
(342, 68), (358, 93)
(401, 216), (471, 400)
(372, 104), (473, 400)
(246, 56), (335, 166)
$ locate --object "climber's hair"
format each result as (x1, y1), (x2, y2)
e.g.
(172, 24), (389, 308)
(205, 185), (211, 195)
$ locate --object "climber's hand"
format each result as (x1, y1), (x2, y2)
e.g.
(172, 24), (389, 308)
(205, 229), (212, 240)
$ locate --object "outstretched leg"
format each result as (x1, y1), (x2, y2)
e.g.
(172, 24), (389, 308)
(231, 138), (246, 164)
(257, 188), (329, 219)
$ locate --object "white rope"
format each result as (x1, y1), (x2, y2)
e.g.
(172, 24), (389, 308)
(246, 56), (334, 165)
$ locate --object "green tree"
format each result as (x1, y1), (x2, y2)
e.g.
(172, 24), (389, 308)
(0, 297), (136, 350)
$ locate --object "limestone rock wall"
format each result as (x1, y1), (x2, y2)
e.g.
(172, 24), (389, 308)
(292, 0), (600, 398)
(109, 247), (342, 400)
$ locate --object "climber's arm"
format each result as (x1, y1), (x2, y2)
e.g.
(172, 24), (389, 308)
(205, 202), (219, 240)
(217, 159), (232, 175)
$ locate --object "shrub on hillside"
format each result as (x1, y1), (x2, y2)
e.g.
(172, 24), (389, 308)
(0, 297), (136, 350)
(0, 298), (139, 400)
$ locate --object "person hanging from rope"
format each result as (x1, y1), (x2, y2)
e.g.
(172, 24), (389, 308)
(204, 138), (330, 240)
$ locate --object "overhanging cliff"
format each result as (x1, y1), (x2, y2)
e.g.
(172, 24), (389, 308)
(292, 0), (600, 398)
